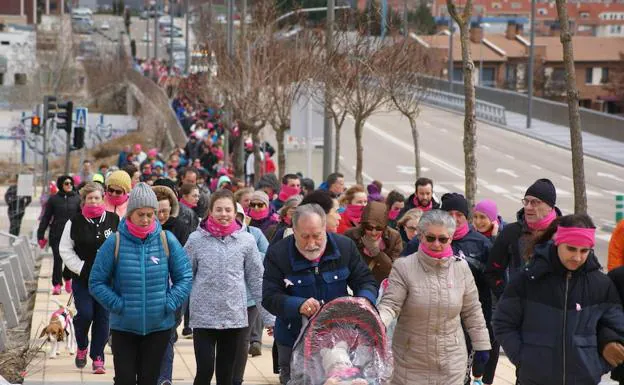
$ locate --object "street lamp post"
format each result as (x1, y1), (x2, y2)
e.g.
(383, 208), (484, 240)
(448, 18), (453, 93)
(185, 0), (189, 74)
(527, 0), (536, 128)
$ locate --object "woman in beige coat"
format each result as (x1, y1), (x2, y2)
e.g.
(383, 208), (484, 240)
(378, 210), (491, 385)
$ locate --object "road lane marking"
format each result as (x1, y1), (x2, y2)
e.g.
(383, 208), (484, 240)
(531, 165), (542, 170)
(598, 172), (624, 183)
(485, 185), (510, 194)
(561, 176), (572, 181)
(505, 154), (515, 160)
(603, 190), (624, 196)
(496, 168), (519, 178)
(586, 189), (603, 197)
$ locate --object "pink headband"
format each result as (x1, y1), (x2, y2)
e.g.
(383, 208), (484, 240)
(553, 226), (596, 248)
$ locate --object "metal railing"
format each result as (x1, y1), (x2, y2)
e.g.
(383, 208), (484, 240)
(422, 88), (508, 126)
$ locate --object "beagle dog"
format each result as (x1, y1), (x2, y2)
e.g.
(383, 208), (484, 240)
(39, 301), (76, 358)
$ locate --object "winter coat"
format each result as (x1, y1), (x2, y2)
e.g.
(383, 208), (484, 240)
(59, 211), (119, 282)
(608, 220), (624, 271)
(493, 242), (624, 385)
(4, 185), (32, 219)
(184, 224), (270, 329)
(37, 189), (81, 243)
(397, 193), (440, 221)
(485, 207), (562, 298)
(336, 212), (358, 234)
(250, 215), (278, 238)
(89, 219), (192, 336)
(402, 227), (493, 322)
(344, 202), (403, 283)
(103, 196), (129, 218)
(262, 233), (379, 348)
(177, 204), (199, 236)
(606, 266), (624, 382)
(267, 222), (290, 245)
(162, 216), (191, 246)
(242, 223), (269, 308)
(378, 250), (491, 385)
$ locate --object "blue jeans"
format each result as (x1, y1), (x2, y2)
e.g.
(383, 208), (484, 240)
(158, 306), (183, 384)
(72, 279), (110, 361)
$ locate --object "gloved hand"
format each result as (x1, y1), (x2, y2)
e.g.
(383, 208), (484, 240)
(474, 350), (490, 365)
(361, 236), (381, 256)
(38, 239), (47, 249)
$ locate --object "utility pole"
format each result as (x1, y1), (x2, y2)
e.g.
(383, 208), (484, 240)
(381, 0), (387, 39)
(448, 17), (453, 93)
(322, 0), (334, 178)
(224, 0), (234, 169)
(238, 0), (247, 180)
(403, 0), (408, 37)
(527, 0), (536, 128)
(154, 0), (159, 60)
(146, 9), (150, 59)
(169, 0), (174, 75)
(185, 0), (189, 74)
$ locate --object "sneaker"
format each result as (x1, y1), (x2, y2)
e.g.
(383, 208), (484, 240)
(65, 280), (72, 294)
(75, 348), (88, 369)
(159, 381), (172, 385)
(182, 327), (193, 339)
(249, 341), (262, 357)
(92, 357), (106, 374)
(52, 285), (61, 295)
(472, 379), (484, 385)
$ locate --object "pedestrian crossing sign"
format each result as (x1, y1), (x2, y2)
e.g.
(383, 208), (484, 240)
(75, 107), (88, 129)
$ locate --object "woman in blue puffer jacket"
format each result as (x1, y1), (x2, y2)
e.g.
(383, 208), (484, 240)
(90, 183), (192, 385)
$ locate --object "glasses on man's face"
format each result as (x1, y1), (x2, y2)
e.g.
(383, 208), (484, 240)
(521, 198), (543, 207)
(63, 181), (72, 186)
(364, 224), (384, 232)
(424, 234), (450, 244)
(249, 202), (266, 209)
(107, 187), (124, 196)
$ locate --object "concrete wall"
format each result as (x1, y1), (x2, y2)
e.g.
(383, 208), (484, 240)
(0, 110), (138, 163)
(425, 76), (624, 142)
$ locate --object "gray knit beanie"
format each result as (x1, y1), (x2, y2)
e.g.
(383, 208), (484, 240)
(126, 182), (159, 216)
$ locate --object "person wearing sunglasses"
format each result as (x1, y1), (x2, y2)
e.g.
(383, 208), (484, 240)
(344, 201), (403, 284)
(396, 208), (423, 244)
(248, 190), (278, 237)
(378, 210), (491, 385)
(485, 178), (562, 300)
(37, 175), (81, 295)
(494, 213), (624, 385)
(103, 170), (132, 217)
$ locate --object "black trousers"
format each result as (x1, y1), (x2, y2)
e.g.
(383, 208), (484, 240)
(193, 327), (246, 385)
(111, 329), (171, 385)
(8, 214), (24, 237)
(51, 240), (72, 286)
(232, 306), (259, 385)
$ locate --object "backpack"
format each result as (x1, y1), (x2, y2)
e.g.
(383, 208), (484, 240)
(114, 231), (170, 262)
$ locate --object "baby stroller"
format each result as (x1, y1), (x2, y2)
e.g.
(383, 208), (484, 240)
(289, 297), (393, 385)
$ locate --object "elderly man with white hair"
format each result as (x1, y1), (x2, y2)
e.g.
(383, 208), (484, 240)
(262, 203), (379, 385)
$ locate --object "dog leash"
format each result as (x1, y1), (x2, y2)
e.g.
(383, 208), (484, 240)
(66, 293), (73, 308)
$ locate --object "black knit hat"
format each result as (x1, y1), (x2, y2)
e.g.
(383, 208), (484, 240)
(440, 193), (469, 218)
(525, 178), (556, 207)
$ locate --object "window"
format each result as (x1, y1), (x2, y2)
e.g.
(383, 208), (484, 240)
(481, 68), (496, 87)
(538, 8), (548, 15)
(14, 73), (26, 85)
(453, 67), (463, 82)
(585, 67), (593, 83)
(602, 67), (609, 83)
(0, 73), (3, 86)
(580, 12), (589, 18)
(511, 2), (522, 8)
(492, 2), (502, 9)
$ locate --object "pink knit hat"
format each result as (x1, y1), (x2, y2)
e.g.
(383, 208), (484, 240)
(474, 199), (498, 222)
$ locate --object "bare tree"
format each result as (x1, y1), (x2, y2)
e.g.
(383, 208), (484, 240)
(554, 1), (587, 213)
(447, 0), (478, 208)
(383, 38), (431, 179)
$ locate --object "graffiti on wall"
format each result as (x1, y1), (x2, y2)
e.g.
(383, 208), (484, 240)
(1, 111), (138, 161)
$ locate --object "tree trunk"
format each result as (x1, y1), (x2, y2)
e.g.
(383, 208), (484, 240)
(458, 20), (478, 209)
(334, 123), (342, 173)
(408, 115), (421, 179)
(555, 0), (587, 214)
(354, 118), (364, 185)
(276, 126), (286, 180)
(252, 131), (262, 179)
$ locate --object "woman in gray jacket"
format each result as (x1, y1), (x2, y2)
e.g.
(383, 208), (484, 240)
(184, 189), (272, 385)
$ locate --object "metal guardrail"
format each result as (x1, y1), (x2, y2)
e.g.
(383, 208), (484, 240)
(422, 88), (507, 126)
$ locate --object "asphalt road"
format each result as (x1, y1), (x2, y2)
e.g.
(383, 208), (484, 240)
(336, 105), (624, 265)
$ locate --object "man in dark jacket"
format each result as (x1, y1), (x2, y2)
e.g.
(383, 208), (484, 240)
(484, 178), (562, 299)
(494, 240), (624, 385)
(37, 175), (81, 295)
(262, 203), (378, 385)
(5, 177), (32, 237)
(397, 177), (440, 220)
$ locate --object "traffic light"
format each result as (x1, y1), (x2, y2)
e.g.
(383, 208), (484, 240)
(73, 126), (85, 149)
(43, 95), (56, 124)
(56, 101), (73, 134)
(31, 115), (41, 135)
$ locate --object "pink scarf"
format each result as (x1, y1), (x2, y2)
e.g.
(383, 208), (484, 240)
(420, 242), (454, 259)
(413, 196), (433, 212)
(82, 204), (105, 219)
(202, 215), (241, 237)
(249, 207), (270, 221)
(388, 208), (401, 220)
(453, 222), (470, 240)
(126, 219), (156, 239)
(180, 198), (197, 209)
(283, 216), (292, 226)
(553, 226), (595, 248)
(106, 192), (129, 207)
(526, 209), (557, 231)
(345, 205), (364, 224)
(278, 185), (301, 202)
